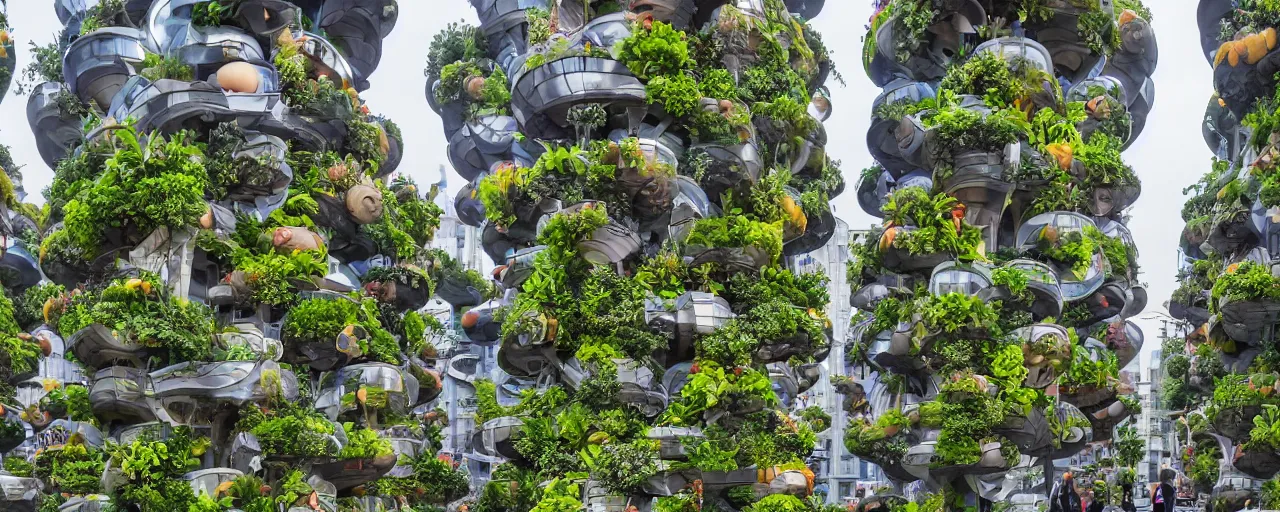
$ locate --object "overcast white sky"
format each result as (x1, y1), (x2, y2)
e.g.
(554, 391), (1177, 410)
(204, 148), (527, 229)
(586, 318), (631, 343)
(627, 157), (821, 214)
(0, 1), (1205, 373)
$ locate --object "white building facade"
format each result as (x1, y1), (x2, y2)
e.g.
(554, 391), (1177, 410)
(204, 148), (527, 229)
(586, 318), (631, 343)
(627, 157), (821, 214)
(790, 222), (884, 501)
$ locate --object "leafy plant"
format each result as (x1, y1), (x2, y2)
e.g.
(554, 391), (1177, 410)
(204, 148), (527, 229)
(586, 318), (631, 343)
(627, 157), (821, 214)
(426, 22), (487, 79)
(879, 187), (984, 261)
(106, 427), (205, 511)
(745, 495), (810, 512)
(61, 126), (208, 258)
(282, 297), (360, 343)
(366, 453), (470, 505)
(1213, 260), (1280, 304)
(138, 53), (194, 82)
(56, 274), (215, 365)
(530, 478), (583, 512)
(924, 91), (1028, 162)
(34, 438), (104, 495)
(584, 440), (658, 495)
(685, 215), (784, 264)
(337, 423), (393, 459)
(238, 403), (338, 458)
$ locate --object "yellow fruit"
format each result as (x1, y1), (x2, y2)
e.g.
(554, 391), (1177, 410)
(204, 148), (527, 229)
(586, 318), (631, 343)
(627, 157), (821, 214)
(1231, 41), (1247, 66)
(1217, 42), (1233, 67)
(1247, 33), (1269, 65)
(1266, 28), (1278, 50)
(1046, 143), (1073, 170)
(879, 228), (897, 252)
(42, 297), (57, 324)
(1118, 9), (1137, 26)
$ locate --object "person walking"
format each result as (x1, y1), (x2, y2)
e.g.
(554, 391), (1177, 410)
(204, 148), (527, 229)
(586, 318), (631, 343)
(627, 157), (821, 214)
(1051, 472), (1085, 512)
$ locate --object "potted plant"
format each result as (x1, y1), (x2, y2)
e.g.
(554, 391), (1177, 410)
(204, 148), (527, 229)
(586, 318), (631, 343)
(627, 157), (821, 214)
(1212, 260), (1280, 344)
(876, 187), (984, 271)
(683, 215), (782, 271)
(280, 294), (366, 371)
(511, 34), (644, 137)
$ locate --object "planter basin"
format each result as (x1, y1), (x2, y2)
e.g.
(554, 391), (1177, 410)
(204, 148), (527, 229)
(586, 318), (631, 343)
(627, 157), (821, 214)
(63, 27), (148, 108)
(25, 81), (84, 170)
(69, 324), (149, 370)
(510, 56), (646, 137)
(1219, 299), (1280, 345)
(89, 366), (156, 424)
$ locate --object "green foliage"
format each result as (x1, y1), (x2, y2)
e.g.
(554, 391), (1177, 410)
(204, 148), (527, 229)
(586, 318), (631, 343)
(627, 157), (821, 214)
(15, 40), (65, 96)
(940, 53), (1046, 108)
(190, 1), (226, 27)
(1114, 424), (1145, 468)
(43, 385), (96, 426)
(746, 495), (809, 512)
(990, 267), (1030, 298)
(426, 22), (487, 80)
(1115, 0), (1152, 20)
(474, 379), (507, 424)
(3, 456), (33, 477)
(434, 60), (512, 120)
(585, 440), (658, 495)
(283, 297), (360, 343)
(879, 187), (984, 261)
(685, 215), (784, 264)
(886, 0), (938, 62)
(1213, 260), (1280, 304)
(1212, 374), (1267, 415)
(1062, 348), (1120, 389)
(1264, 478), (1280, 509)
(235, 250), (327, 306)
(1078, 9), (1121, 55)
(917, 293), (1000, 335)
(530, 478), (583, 512)
(107, 427), (205, 511)
(240, 403), (338, 458)
(661, 364), (778, 426)
(924, 91), (1028, 159)
(1186, 439), (1221, 489)
(367, 453), (470, 505)
(0, 333), (40, 379)
(646, 73), (701, 117)
(1035, 226), (1098, 280)
(34, 439), (104, 495)
(56, 274), (215, 364)
(138, 53), (194, 82)
(79, 0), (126, 35)
(1077, 133), (1138, 190)
(61, 127), (209, 258)
(525, 8), (552, 46)
(682, 439), (740, 471)
(617, 21), (692, 81)
(337, 423), (393, 459)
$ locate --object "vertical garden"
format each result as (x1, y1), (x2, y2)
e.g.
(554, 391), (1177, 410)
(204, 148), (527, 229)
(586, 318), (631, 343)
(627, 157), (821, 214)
(0, 0), (497, 510)
(429, 0), (842, 512)
(1167, 0), (1280, 510)
(845, 0), (1156, 508)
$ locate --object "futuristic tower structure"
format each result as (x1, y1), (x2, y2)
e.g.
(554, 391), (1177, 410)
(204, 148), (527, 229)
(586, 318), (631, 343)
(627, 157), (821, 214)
(426, 0), (844, 511)
(844, 0), (1157, 508)
(0, 1), (504, 510)
(1162, 1), (1280, 510)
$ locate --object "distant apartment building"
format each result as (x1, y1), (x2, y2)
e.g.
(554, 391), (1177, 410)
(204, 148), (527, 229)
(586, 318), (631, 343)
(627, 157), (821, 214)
(789, 222), (885, 501)
(1137, 346), (1174, 484)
